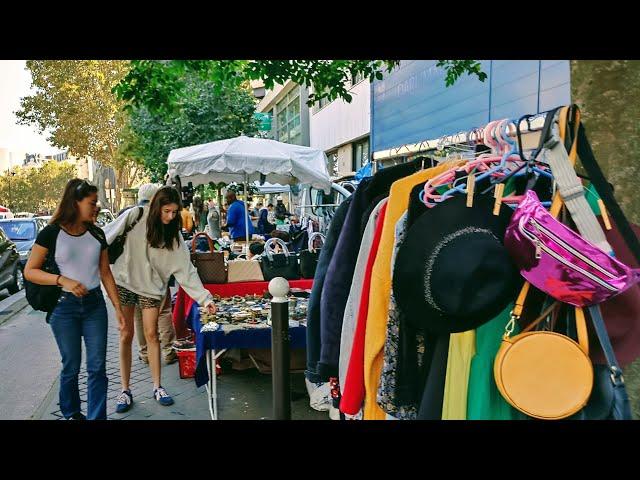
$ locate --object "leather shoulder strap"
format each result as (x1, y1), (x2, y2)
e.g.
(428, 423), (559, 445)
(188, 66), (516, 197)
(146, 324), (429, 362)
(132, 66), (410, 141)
(576, 122), (640, 264)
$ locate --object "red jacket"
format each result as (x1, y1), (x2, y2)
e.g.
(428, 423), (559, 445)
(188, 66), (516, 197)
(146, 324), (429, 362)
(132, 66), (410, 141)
(340, 202), (388, 415)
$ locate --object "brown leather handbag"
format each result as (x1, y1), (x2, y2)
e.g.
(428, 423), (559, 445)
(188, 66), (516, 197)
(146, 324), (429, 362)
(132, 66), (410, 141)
(190, 233), (227, 284)
(494, 283), (594, 420)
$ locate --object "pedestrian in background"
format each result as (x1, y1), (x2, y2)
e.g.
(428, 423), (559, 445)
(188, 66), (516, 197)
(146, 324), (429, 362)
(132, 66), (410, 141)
(250, 202), (260, 228)
(180, 205), (194, 234)
(24, 179), (126, 420)
(207, 201), (221, 239)
(267, 203), (276, 225)
(199, 202), (208, 233)
(258, 203), (275, 234)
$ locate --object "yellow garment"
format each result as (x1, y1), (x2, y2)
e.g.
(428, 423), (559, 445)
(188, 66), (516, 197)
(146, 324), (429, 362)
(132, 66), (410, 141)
(181, 208), (194, 233)
(441, 330), (476, 420)
(363, 160), (464, 420)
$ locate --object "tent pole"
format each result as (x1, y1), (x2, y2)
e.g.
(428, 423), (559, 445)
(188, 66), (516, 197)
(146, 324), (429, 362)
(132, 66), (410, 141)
(244, 173), (249, 254)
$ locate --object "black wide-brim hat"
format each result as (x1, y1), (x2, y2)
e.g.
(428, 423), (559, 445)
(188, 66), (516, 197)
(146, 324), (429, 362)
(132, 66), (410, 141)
(393, 193), (523, 334)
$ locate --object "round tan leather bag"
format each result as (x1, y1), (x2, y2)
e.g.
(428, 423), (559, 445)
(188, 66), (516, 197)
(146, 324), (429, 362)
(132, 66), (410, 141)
(494, 285), (594, 420)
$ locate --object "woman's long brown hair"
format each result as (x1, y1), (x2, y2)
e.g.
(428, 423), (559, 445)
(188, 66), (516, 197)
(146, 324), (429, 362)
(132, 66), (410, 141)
(146, 186), (183, 250)
(50, 178), (98, 227)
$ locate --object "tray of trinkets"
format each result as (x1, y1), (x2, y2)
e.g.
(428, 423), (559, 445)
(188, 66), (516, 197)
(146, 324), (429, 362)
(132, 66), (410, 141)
(199, 294), (308, 334)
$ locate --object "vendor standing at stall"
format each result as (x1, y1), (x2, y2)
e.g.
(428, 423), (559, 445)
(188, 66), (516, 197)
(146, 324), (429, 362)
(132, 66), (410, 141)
(224, 191), (255, 241)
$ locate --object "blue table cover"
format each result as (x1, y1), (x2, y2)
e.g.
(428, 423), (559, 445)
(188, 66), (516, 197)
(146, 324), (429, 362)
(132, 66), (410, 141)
(189, 302), (307, 386)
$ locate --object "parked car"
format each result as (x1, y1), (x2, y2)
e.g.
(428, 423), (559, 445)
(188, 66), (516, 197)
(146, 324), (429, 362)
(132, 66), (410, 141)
(96, 209), (115, 228)
(0, 218), (46, 268)
(0, 226), (23, 294)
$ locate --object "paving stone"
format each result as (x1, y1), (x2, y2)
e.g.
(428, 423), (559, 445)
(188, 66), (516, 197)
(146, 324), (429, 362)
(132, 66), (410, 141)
(42, 289), (326, 421)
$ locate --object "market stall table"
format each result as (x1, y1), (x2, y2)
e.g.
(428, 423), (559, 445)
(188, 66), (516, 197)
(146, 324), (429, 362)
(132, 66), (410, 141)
(172, 280), (313, 337)
(172, 279), (313, 420)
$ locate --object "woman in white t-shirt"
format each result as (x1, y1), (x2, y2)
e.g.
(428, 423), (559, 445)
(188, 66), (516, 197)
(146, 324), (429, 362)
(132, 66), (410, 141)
(24, 179), (125, 420)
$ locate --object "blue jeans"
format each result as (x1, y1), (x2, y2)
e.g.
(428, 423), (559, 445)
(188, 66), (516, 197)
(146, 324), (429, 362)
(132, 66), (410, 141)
(49, 287), (108, 420)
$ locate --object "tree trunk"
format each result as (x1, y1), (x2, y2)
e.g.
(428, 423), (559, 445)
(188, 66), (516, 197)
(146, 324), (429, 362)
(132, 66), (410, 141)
(571, 60), (640, 420)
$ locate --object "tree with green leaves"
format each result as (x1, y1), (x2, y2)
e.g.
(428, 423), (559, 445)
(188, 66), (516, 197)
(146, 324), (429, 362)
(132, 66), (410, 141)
(0, 161), (78, 213)
(15, 60), (145, 209)
(113, 60), (486, 116)
(122, 74), (259, 182)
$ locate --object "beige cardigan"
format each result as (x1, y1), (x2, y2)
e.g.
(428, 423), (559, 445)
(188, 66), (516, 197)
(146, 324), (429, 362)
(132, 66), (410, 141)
(104, 206), (213, 307)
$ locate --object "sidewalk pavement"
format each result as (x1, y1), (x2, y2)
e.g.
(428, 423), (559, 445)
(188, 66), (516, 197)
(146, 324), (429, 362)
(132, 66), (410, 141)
(21, 291), (327, 420)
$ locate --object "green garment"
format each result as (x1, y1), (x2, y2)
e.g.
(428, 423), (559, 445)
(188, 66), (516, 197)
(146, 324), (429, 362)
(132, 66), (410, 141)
(467, 303), (524, 420)
(463, 177), (602, 420)
(584, 182), (602, 216)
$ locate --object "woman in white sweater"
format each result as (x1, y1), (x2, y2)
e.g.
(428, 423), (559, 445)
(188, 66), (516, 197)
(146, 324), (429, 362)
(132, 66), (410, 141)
(105, 186), (216, 413)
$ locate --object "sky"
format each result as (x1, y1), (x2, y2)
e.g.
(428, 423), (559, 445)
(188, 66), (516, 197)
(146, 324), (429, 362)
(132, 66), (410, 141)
(0, 60), (60, 164)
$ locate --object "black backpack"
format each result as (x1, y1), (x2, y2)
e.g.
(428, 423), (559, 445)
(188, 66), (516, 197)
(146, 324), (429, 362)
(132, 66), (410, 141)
(108, 206), (143, 264)
(24, 225), (62, 322)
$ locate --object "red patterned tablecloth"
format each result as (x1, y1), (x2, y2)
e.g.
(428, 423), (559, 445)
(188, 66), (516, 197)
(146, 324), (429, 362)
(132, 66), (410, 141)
(172, 279), (314, 338)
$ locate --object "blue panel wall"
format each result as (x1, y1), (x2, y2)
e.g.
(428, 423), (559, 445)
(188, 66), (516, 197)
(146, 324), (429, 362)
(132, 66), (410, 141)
(371, 60), (571, 153)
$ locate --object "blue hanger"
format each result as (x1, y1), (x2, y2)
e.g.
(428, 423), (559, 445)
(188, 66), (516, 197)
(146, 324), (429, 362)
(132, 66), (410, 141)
(426, 119), (518, 204)
(480, 116), (553, 194)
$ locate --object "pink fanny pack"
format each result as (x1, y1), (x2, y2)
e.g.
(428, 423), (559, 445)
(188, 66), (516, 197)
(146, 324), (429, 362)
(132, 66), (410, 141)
(504, 190), (640, 307)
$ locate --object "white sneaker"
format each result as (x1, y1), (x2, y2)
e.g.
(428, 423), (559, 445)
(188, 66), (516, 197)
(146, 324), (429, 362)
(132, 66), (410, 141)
(305, 378), (331, 412)
(329, 404), (341, 420)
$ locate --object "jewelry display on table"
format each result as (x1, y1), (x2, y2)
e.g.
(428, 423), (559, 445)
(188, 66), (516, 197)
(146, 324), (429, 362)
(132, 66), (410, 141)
(199, 293), (308, 334)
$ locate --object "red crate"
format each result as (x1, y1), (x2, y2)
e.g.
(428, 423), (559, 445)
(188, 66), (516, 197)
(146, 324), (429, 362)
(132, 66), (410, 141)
(176, 349), (197, 379)
(176, 348), (221, 379)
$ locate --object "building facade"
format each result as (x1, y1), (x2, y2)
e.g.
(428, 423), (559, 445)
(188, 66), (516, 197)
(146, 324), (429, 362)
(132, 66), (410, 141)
(255, 80), (310, 147)
(309, 76), (371, 178)
(370, 60), (571, 161)
(255, 76), (372, 179)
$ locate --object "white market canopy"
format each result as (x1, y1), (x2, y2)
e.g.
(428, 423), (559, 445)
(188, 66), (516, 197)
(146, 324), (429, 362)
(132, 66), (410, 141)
(256, 182), (291, 195)
(167, 135), (332, 193)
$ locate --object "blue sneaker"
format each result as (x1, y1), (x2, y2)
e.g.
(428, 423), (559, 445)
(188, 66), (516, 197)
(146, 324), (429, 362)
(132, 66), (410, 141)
(153, 386), (174, 406)
(116, 390), (133, 413)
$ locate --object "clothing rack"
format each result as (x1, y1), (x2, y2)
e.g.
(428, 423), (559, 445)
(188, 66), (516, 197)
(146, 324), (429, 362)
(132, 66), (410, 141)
(372, 112), (550, 163)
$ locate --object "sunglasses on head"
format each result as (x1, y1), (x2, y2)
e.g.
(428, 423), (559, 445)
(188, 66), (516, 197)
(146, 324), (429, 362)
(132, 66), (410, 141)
(75, 180), (96, 197)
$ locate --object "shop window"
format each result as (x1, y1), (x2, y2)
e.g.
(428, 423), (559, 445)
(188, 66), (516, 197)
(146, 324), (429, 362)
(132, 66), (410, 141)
(352, 137), (370, 172)
(275, 88), (302, 145)
(326, 150), (339, 177)
(312, 87), (332, 113)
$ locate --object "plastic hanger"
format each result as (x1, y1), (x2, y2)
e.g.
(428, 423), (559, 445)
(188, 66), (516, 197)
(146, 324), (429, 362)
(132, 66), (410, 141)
(479, 112), (557, 196)
(428, 119), (520, 203)
(418, 119), (514, 206)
